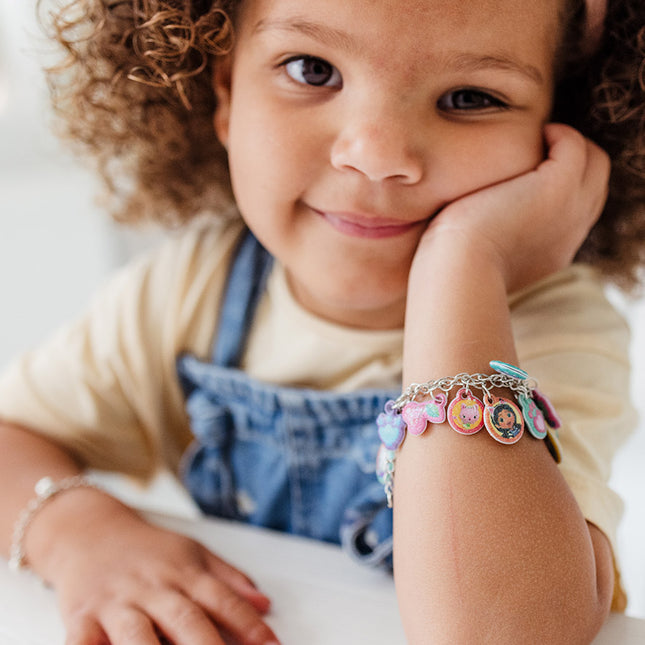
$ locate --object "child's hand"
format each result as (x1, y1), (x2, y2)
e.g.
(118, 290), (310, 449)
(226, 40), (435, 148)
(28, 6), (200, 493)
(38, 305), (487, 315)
(416, 124), (610, 293)
(30, 491), (278, 645)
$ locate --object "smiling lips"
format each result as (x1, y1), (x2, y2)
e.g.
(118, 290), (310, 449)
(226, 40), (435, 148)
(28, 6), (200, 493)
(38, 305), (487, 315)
(313, 208), (426, 239)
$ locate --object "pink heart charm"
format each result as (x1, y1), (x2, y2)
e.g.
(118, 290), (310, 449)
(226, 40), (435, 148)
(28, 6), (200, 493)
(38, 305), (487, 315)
(402, 394), (447, 436)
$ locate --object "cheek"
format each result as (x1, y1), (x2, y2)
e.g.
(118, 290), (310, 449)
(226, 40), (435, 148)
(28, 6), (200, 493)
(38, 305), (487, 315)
(226, 101), (318, 210)
(434, 124), (545, 200)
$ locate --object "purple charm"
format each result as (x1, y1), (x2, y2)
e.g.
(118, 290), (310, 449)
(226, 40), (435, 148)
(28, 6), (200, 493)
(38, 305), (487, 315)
(377, 400), (406, 450)
(402, 393), (448, 436)
(532, 389), (562, 430)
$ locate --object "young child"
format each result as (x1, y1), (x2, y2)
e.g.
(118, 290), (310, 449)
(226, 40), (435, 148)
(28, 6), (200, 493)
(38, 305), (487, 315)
(1, 0), (644, 643)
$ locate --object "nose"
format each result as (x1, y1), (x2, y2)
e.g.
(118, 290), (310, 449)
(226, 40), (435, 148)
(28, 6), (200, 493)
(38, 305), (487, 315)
(330, 103), (424, 184)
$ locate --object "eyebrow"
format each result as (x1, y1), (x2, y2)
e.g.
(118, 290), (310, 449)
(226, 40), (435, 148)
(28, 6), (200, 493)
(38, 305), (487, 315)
(254, 18), (544, 86)
(254, 17), (355, 53)
(447, 53), (544, 86)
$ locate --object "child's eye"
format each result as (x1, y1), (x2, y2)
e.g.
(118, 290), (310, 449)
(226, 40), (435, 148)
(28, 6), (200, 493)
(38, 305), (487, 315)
(283, 56), (342, 88)
(437, 88), (508, 112)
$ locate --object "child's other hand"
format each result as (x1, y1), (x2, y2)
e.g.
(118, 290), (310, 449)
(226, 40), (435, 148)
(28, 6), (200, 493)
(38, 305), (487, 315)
(417, 124), (610, 293)
(30, 491), (278, 645)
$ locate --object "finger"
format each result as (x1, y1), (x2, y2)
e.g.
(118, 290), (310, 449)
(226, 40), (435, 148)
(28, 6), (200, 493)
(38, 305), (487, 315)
(543, 123), (610, 188)
(543, 122), (578, 150)
(65, 614), (109, 645)
(204, 552), (272, 613)
(143, 590), (227, 645)
(542, 123), (588, 177)
(543, 123), (610, 221)
(188, 574), (280, 645)
(100, 606), (161, 645)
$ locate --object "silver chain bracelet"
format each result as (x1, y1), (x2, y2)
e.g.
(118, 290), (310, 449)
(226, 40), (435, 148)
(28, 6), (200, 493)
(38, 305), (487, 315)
(377, 361), (562, 507)
(9, 475), (102, 572)
(392, 372), (536, 411)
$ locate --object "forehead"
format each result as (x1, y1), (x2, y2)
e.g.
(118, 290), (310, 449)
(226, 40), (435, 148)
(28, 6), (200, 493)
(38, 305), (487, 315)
(237, 0), (563, 77)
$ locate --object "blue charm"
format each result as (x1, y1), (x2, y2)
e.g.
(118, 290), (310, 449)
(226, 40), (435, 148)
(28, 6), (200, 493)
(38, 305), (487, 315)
(489, 360), (528, 380)
(377, 400), (406, 450)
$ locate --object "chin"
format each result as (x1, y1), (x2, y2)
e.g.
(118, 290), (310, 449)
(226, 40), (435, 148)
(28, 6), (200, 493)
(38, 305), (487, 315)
(311, 281), (408, 329)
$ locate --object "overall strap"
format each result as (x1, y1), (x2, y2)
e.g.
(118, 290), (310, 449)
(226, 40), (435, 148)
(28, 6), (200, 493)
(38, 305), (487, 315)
(212, 229), (274, 367)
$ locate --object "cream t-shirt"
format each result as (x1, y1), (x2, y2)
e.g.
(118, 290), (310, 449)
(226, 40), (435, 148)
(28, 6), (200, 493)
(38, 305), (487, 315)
(0, 218), (636, 603)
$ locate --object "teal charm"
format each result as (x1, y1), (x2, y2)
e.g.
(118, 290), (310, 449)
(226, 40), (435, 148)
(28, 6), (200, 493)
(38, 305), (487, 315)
(489, 360), (528, 380)
(519, 393), (548, 439)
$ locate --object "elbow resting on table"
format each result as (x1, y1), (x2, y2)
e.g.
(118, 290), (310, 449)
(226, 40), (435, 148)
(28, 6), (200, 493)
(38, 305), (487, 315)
(392, 433), (615, 644)
(394, 520), (614, 644)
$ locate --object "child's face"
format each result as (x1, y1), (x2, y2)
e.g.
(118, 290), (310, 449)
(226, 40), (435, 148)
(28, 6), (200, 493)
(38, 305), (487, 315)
(496, 409), (515, 429)
(214, 0), (561, 328)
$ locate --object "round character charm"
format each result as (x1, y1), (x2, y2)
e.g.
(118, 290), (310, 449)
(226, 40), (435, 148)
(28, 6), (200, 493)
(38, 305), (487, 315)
(484, 395), (524, 444)
(447, 388), (484, 435)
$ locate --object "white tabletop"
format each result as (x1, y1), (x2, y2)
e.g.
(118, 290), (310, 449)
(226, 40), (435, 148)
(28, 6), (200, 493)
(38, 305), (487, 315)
(1, 511), (644, 644)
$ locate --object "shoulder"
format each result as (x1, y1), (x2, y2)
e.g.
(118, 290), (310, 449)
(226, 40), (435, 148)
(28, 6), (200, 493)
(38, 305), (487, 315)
(126, 215), (245, 288)
(96, 217), (245, 327)
(509, 264), (630, 360)
(106, 215), (247, 358)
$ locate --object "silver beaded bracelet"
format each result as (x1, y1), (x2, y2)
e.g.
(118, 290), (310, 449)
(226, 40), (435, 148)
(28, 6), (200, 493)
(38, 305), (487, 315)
(9, 475), (102, 572)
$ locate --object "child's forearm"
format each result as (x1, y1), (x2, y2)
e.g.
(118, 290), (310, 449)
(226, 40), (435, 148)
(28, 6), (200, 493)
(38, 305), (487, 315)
(0, 421), (132, 579)
(0, 422), (84, 557)
(0, 422), (279, 645)
(393, 242), (612, 644)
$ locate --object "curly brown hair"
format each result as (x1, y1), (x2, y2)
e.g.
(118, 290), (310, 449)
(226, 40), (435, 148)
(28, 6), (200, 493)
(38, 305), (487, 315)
(38, 0), (645, 289)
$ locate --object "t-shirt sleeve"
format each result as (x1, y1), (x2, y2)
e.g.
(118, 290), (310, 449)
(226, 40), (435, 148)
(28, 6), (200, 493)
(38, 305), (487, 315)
(511, 266), (636, 553)
(0, 220), (243, 480)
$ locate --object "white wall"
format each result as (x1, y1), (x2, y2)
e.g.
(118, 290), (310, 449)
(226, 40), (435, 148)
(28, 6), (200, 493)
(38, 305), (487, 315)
(1, 0), (645, 618)
(0, 1), (120, 366)
(611, 297), (645, 617)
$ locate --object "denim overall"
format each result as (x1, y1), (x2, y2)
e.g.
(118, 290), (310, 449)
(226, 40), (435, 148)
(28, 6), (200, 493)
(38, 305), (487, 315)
(177, 230), (399, 568)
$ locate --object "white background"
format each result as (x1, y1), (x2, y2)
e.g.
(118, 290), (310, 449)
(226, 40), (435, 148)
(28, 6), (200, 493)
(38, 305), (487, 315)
(1, 1), (644, 618)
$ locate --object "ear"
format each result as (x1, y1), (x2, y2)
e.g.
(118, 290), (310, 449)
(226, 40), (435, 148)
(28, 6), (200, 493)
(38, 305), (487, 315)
(213, 55), (233, 148)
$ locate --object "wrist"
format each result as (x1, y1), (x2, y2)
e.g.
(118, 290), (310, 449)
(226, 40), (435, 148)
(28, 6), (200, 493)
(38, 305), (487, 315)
(23, 483), (135, 582)
(410, 227), (507, 292)
(405, 233), (515, 382)
(10, 475), (100, 571)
